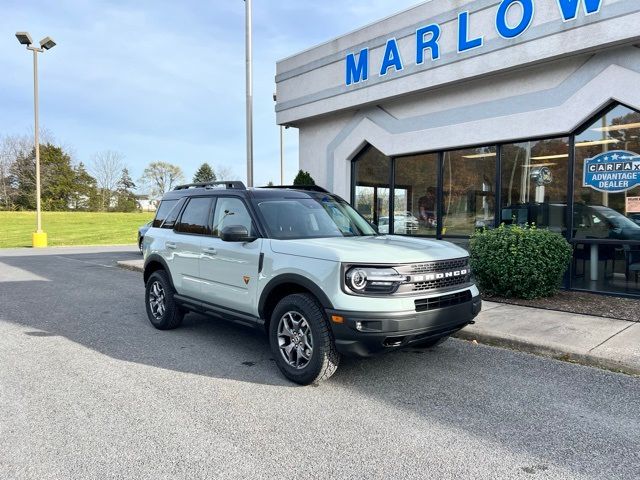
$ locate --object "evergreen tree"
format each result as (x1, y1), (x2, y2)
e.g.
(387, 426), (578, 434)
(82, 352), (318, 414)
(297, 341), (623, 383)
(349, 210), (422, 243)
(116, 168), (138, 212)
(293, 170), (316, 186)
(71, 162), (99, 210)
(193, 163), (216, 183)
(10, 144), (77, 211)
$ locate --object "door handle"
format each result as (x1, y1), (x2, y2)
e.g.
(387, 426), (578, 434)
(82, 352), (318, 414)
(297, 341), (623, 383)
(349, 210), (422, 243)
(166, 242), (177, 249)
(203, 247), (217, 255)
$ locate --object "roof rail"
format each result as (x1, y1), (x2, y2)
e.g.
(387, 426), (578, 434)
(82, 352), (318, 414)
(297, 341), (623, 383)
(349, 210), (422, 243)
(261, 185), (330, 193)
(173, 181), (246, 191)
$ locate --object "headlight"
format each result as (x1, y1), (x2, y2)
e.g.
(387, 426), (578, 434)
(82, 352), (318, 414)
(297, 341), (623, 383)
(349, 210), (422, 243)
(345, 266), (407, 295)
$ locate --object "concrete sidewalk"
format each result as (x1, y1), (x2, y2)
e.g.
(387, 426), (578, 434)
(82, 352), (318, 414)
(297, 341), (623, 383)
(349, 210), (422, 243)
(118, 259), (638, 376)
(457, 301), (639, 376)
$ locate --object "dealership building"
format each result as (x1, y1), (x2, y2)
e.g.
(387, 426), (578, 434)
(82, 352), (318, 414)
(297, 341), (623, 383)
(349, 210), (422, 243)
(275, 0), (640, 297)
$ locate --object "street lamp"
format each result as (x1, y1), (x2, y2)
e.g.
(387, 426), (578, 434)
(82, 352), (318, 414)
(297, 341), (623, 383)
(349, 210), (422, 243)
(15, 31), (56, 248)
(244, 0), (254, 187)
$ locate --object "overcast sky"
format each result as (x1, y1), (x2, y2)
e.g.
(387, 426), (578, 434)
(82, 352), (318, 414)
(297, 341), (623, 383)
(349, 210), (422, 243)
(1, 0), (421, 189)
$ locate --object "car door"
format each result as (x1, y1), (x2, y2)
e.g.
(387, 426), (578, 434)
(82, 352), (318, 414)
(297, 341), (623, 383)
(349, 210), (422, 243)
(199, 196), (262, 316)
(170, 196), (214, 298)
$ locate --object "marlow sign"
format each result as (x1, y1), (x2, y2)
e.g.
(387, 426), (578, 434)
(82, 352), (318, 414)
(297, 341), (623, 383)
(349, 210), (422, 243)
(346, 0), (603, 86)
(583, 151), (640, 193)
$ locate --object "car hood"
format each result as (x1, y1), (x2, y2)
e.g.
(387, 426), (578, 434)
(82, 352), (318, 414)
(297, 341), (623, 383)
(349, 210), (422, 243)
(268, 235), (468, 263)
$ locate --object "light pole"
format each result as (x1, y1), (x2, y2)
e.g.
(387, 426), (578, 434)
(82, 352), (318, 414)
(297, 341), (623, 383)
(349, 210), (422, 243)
(273, 92), (284, 185)
(244, 0), (254, 187)
(16, 32), (56, 248)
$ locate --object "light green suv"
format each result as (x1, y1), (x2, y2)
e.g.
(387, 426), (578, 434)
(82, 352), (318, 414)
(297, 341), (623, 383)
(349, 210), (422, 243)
(143, 182), (481, 385)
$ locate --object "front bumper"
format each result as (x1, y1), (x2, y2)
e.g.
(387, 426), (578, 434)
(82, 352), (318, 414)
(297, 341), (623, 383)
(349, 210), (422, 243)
(326, 294), (481, 357)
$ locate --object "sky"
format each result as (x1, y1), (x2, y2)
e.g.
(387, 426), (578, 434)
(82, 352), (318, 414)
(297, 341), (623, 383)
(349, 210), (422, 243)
(1, 0), (422, 190)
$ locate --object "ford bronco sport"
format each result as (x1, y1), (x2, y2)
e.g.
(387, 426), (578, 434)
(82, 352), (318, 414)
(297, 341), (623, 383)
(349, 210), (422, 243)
(142, 181), (481, 385)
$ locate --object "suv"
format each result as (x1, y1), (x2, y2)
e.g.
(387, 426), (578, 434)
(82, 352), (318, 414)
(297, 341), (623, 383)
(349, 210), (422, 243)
(142, 182), (481, 385)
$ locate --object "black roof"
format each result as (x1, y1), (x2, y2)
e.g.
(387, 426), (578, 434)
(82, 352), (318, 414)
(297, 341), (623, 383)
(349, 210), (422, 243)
(160, 182), (338, 202)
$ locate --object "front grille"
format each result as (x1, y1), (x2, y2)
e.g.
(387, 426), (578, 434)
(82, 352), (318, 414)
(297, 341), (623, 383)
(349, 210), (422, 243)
(409, 258), (468, 274)
(415, 290), (472, 312)
(411, 275), (470, 292)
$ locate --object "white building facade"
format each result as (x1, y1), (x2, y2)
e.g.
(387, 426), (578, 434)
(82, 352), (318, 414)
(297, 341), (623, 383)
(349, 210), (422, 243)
(276, 0), (640, 297)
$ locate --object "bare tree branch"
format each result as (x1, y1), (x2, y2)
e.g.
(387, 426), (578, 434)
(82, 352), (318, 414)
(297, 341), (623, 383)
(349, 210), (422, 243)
(90, 150), (125, 210)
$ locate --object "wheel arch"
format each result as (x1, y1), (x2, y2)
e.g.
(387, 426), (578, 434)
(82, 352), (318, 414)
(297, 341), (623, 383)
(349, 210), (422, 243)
(143, 254), (174, 289)
(259, 274), (334, 330)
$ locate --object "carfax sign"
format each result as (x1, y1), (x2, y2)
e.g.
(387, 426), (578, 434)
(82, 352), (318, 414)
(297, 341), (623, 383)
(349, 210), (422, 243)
(583, 150), (640, 193)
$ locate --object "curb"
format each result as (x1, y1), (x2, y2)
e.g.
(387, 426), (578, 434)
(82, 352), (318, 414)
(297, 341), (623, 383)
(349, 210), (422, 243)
(116, 260), (143, 273)
(454, 329), (640, 377)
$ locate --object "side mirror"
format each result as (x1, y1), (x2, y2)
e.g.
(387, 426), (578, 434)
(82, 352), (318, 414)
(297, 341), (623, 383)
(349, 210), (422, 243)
(220, 225), (256, 242)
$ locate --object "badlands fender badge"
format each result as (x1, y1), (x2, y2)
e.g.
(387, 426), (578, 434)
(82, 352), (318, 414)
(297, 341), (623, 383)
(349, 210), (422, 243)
(243, 276), (251, 285)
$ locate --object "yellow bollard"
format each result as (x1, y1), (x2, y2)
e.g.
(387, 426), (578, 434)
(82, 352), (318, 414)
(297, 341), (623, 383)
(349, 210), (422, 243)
(32, 231), (48, 248)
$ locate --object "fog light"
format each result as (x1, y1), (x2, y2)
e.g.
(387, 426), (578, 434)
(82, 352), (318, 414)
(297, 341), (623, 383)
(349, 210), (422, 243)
(355, 321), (363, 331)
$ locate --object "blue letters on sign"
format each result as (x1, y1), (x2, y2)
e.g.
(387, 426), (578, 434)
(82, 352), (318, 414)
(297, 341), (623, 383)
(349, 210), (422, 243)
(458, 11), (483, 52)
(556, 0), (603, 22)
(496, 0), (534, 38)
(380, 38), (403, 76)
(342, 0), (607, 86)
(416, 24), (441, 64)
(583, 150), (640, 193)
(346, 48), (369, 86)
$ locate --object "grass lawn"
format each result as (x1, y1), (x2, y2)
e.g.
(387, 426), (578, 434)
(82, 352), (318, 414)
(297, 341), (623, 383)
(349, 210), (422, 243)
(0, 211), (155, 248)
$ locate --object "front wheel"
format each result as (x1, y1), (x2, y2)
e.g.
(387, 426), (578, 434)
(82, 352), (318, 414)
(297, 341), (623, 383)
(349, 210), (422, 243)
(269, 293), (340, 385)
(145, 270), (184, 330)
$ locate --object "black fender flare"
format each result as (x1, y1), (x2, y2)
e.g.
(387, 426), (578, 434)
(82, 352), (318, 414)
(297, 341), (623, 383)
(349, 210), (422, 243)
(143, 254), (175, 289)
(258, 274), (334, 319)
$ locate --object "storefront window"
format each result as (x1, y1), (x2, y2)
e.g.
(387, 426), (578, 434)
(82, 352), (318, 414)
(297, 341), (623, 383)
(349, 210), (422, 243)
(352, 145), (391, 228)
(393, 153), (438, 236)
(571, 103), (640, 295)
(501, 137), (569, 235)
(442, 146), (496, 236)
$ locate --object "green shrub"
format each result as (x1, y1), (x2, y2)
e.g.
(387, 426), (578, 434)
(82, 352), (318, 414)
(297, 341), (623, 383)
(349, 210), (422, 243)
(293, 170), (316, 186)
(469, 224), (573, 299)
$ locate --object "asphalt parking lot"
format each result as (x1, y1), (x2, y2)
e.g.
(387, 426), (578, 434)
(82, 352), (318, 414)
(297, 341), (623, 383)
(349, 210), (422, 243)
(0, 247), (639, 479)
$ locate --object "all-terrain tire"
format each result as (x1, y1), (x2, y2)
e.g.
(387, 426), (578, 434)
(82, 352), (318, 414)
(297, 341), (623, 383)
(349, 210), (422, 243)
(145, 270), (184, 330)
(269, 293), (340, 385)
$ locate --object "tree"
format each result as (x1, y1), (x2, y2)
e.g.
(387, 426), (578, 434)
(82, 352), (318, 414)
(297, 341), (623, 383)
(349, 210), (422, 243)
(293, 170), (316, 186)
(91, 150), (125, 210)
(214, 164), (234, 181)
(115, 168), (138, 212)
(267, 180), (274, 187)
(139, 161), (184, 198)
(10, 144), (76, 211)
(70, 162), (99, 210)
(193, 163), (216, 183)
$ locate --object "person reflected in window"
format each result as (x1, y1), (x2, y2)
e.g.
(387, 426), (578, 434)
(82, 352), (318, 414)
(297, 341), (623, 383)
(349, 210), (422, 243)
(418, 187), (437, 229)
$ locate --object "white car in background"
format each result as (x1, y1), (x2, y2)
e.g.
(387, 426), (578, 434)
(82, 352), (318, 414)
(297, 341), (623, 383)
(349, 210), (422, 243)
(378, 212), (419, 234)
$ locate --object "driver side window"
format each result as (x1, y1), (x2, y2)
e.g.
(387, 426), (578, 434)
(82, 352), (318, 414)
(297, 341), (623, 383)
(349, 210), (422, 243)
(211, 197), (255, 237)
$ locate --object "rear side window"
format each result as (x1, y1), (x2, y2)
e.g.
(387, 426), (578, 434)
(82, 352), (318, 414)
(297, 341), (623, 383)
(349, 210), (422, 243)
(161, 198), (186, 229)
(175, 197), (213, 235)
(153, 199), (177, 228)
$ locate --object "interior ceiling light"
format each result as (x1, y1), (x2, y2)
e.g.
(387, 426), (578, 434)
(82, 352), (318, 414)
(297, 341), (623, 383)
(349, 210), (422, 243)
(575, 139), (619, 148)
(529, 154), (569, 160)
(591, 122), (640, 132)
(461, 152), (497, 159)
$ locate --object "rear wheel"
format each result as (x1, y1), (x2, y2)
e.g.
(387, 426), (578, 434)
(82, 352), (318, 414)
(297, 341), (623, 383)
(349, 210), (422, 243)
(269, 293), (340, 385)
(145, 270), (184, 330)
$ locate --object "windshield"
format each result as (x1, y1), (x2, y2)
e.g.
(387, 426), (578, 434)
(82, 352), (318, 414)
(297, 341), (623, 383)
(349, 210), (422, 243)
(593, 207), (640, 230)
(257, 195), (377, 239)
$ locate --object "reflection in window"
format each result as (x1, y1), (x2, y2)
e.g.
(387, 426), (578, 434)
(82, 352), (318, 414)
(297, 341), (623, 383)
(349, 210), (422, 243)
(394, 153), (438, 236)
(353, 145), (391, 227)
(442, 146), (496, 236)
(501, 138), (569, 234)
(573, 104), (640, 240)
